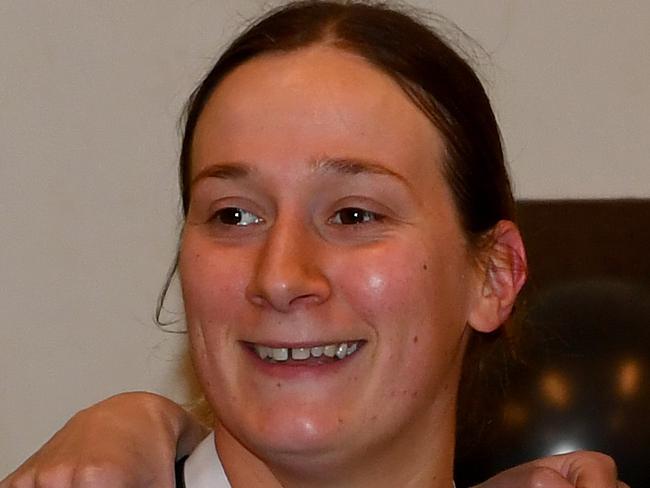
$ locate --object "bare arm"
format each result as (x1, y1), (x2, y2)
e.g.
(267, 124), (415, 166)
(0, 392), (208, 488)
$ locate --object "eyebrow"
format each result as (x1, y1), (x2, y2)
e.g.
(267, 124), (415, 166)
(311, 157), (412, 188)
(190, 157), (411, 189)
(190, 162), (252, 188)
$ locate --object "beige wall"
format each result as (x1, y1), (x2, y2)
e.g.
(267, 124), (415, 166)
(1, 0), (649, 476)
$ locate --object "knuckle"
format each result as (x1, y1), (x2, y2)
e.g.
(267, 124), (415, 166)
(581, 450), (618, 474)
(33, 465), (73, 487)
(528, 466), (563, 487)
(71, 462), (122, 487)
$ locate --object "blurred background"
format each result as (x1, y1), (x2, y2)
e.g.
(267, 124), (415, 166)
(1, 0), (648, 483)
(455, 200), (649, 486)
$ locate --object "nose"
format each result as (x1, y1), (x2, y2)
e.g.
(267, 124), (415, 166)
(246, 217), (331, 312)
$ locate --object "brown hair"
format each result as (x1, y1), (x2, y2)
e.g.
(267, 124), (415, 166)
(159, 0), (519, 444)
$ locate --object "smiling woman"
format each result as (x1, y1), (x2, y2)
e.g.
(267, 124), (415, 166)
(0, 2), (629, 488)
(166, 2), (524, 486)
(181, 45), (486, 486)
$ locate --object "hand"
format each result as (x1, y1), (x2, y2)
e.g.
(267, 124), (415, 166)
(472, 450), (630, 488)
(0, 392), (208, 488)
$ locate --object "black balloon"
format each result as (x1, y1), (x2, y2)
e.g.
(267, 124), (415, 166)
(455, 280), (650, 487)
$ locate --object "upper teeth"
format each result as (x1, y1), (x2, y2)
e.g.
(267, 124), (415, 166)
(254, 341), (360, 362)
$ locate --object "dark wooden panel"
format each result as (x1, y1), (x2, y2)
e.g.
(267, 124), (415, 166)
(517, 199), (650, 288)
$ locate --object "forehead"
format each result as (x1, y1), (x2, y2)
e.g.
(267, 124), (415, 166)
(191, 45), (447, 190)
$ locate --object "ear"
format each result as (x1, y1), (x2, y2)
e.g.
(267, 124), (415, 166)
(467, 220), (527, 333)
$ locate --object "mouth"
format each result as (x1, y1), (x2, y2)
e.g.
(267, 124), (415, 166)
(247, 341), (364, 364)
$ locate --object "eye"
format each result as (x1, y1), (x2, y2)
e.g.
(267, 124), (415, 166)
(329, 207), (382, 225)
(213, 207), (263, 226)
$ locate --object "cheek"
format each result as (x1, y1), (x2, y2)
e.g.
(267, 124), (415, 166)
(178, 237), (249, 330)
(330, 245), (433, 369)
(329, 242), (471, 414)
(332, 242), (460, 328)
(331, 241), (472, 366)
(179, 238), (252, 398)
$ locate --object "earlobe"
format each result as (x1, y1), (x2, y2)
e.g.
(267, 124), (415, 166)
(468, 220), (527, 333)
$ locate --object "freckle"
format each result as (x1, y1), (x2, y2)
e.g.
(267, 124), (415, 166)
(370, 415), (378, 421)
(422, 264), (428, 270)
(402, 389), (408, 395)
(412, 391), (419, 398)
(413, 335), (418, 343)
(338, 417), (344, 425)
(276, 382), (282, 389)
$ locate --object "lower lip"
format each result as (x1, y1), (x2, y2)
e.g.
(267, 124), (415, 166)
(242, 344), (363, 380)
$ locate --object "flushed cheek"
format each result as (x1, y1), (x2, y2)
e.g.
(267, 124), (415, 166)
(334, 244), (468, 377)
(179, 245), (255, 385)
(335, 247), (433, 325)
(330, 257), (462, 438)
(179, 241), (253, 400)
(179, 240), (251, 326)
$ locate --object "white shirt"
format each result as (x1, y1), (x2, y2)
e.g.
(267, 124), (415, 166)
(184, 432), (231, 487)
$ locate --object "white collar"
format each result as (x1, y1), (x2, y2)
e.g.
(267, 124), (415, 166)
(184, 432), (231, 487)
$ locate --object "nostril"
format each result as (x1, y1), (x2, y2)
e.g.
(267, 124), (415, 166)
(246, 269), (332, 311)
(248, 293), (267, 307)
(288, 293), (327, 307)
(247, 284), (330, 311)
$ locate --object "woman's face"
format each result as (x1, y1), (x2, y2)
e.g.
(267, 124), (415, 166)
(180, 45), (483, 466)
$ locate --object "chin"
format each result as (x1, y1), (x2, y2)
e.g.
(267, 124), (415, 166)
(240, 406), (355, 459)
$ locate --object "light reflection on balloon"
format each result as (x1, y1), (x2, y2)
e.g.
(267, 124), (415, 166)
(540, 371), (571, 409)
(547, 440), (582, 456)
(618, 359), (641, 398)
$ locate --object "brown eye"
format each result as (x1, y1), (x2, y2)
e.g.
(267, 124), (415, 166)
(214, 207), (262, 226)
(330, 207), (380, 225)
